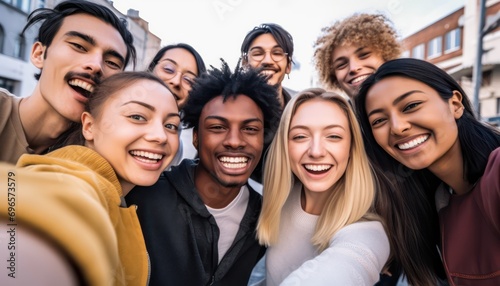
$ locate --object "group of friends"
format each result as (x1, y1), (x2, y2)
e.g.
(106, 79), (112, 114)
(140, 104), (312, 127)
(0, 1), (499, 286)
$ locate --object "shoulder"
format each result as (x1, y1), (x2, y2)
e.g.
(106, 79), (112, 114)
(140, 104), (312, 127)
(480, 147), (500, 185)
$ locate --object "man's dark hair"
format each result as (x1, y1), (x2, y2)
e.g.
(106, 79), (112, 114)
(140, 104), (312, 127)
(240, 23), (294, 66)
(183, 59), (281, 145)
(22, 0), (136, 79)
(147, 43), (206, 76)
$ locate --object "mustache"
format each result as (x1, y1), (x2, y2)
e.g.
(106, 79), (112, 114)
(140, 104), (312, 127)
(64, 71), (102, 85)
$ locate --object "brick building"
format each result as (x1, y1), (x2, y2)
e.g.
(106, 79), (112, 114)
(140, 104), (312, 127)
(402, 0), (500, 124)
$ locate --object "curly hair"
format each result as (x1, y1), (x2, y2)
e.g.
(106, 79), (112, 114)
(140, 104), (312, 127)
(182, 59), (282, 145)
(314, 13), (401, 90)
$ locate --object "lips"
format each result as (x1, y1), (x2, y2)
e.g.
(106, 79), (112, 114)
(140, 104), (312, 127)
(219, 156), (249, 169)
(349, 74), (370, 85)
(304, 164), (332, 174)
(396, 135), (429, 150)
(69, 79), (95, 98)
(130, 150), (164, 163)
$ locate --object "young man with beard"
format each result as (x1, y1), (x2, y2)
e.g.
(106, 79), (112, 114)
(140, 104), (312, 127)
(241, 23), (295, 108)
(126, 60), (281, 285)
(0, 0), (135, 164)
(240, 23), (295, 186)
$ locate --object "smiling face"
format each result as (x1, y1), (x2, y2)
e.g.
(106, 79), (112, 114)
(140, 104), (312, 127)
(152, 48), (198, 108)
(365, 76), (464, 172)
(288, 98), (351, 195)
(332, 44), (384, 98)
(82, 79), (180, 194)
(194, 95), (264, 189)
(245, 33), (291, 87)
(32, 13), (128, 122)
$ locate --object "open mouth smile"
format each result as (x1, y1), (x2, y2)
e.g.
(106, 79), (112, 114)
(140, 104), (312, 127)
(130, 150), (164, 163)
(69, 79), (95, 98)
(396, 135), (429, 150)
(219, 156), (249, 169)
(304, 164), (332, 174)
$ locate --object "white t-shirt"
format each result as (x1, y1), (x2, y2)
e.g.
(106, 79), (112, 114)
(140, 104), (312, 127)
(206, 185), (249, 263)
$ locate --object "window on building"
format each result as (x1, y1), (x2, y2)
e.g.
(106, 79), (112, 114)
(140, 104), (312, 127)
(0, 25), (4, 54)
(14, 34), (25, 60)
(445, 28), (461, 53)
(427, 36), (442, 59)
(401, 50), (410, 58)
(412, 44), (425, 59)
(0, 77), (17, 94)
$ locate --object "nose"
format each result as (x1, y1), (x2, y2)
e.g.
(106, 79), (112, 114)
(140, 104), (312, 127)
(223, 128), (246, 149)
(83, 53), (104, 77)
(168, 72), (182, 89)
(348, 58), (361, 75)
(308, 136), (326, 158)
(261, 51), (274, 64)
(145, 121), (168, 144)
(390, 114), (411, 136)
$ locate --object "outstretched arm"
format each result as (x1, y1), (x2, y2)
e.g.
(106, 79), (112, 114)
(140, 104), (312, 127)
(280, 221), (389, 285)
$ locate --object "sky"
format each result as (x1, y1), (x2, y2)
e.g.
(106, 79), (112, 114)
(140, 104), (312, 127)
(112, 0), (465, 90)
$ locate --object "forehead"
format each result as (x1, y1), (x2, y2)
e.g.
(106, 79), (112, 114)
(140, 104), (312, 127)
(104, 79), (176, 108)
(56, 13), (127, 57)
(291, 98), (349, 127)
(200, 95), (263, 121)
(249, 33), (280, 49)
(158, 48), (197, 69)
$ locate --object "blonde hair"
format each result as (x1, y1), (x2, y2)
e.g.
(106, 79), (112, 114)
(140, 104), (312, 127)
(257, 88), (379, 251)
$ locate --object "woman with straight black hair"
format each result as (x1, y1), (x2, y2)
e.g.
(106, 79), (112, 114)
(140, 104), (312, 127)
(354, 58), (500, 286)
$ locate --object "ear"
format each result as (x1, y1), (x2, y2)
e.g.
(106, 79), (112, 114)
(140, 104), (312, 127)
(81, 112), (95, 141)
(30, 42), (46, 69)
(450, 90), (464, 119)
(192, 128), (199, 150)
(285, 60), (292, 75)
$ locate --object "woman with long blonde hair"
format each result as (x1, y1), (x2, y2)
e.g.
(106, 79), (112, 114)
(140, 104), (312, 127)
(257, 88), (389, 285)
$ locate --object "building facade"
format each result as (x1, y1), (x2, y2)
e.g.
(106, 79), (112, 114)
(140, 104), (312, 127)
(0, 0), (161, 97)
(402, 0), (500, 125)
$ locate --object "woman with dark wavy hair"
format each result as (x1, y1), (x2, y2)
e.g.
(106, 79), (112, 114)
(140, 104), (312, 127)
(355, 58), (500, 286)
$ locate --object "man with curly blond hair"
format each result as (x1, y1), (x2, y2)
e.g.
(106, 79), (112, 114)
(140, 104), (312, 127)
(314, 13), (401, 98)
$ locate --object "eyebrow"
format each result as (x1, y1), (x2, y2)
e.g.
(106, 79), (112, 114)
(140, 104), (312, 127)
(204, 115), (263, 125)
(289, 124), (346, 131)
(367, 90), (423, 117)
(122, 100), (156, 111)
(249, 45), (282, 51)
(160, 58), (197, 77)
(65, 31), (125, 66)
(333, 46), (366, 63)
(122, 101), (181, 118)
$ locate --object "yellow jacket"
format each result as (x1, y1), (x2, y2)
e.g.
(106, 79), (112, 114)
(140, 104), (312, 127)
(0, 146), (148, 285)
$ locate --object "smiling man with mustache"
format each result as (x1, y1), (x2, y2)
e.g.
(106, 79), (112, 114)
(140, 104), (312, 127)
(0, 0), (136, 164)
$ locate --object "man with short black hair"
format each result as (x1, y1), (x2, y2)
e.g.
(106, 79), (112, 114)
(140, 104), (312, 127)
(126, 60), (281, 285)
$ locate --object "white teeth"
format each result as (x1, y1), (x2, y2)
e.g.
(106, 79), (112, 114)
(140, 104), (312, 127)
(260, 70), (275, 76)
(130, 150), (164, 160)
(221, 162), (247, 169)
(219, 156), (248, 169)
(304, 164), (332, 172)
(219, 156), (248, 163)
(350, 74), (369, 85)
(397, 135), (429, 150)
(68, 79), (95, 93)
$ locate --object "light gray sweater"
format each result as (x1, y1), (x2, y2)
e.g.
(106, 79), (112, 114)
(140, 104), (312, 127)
(266, 182), (390, 286)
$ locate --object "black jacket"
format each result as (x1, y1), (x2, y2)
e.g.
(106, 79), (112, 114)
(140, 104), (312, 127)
(126, 159), (266, 286)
